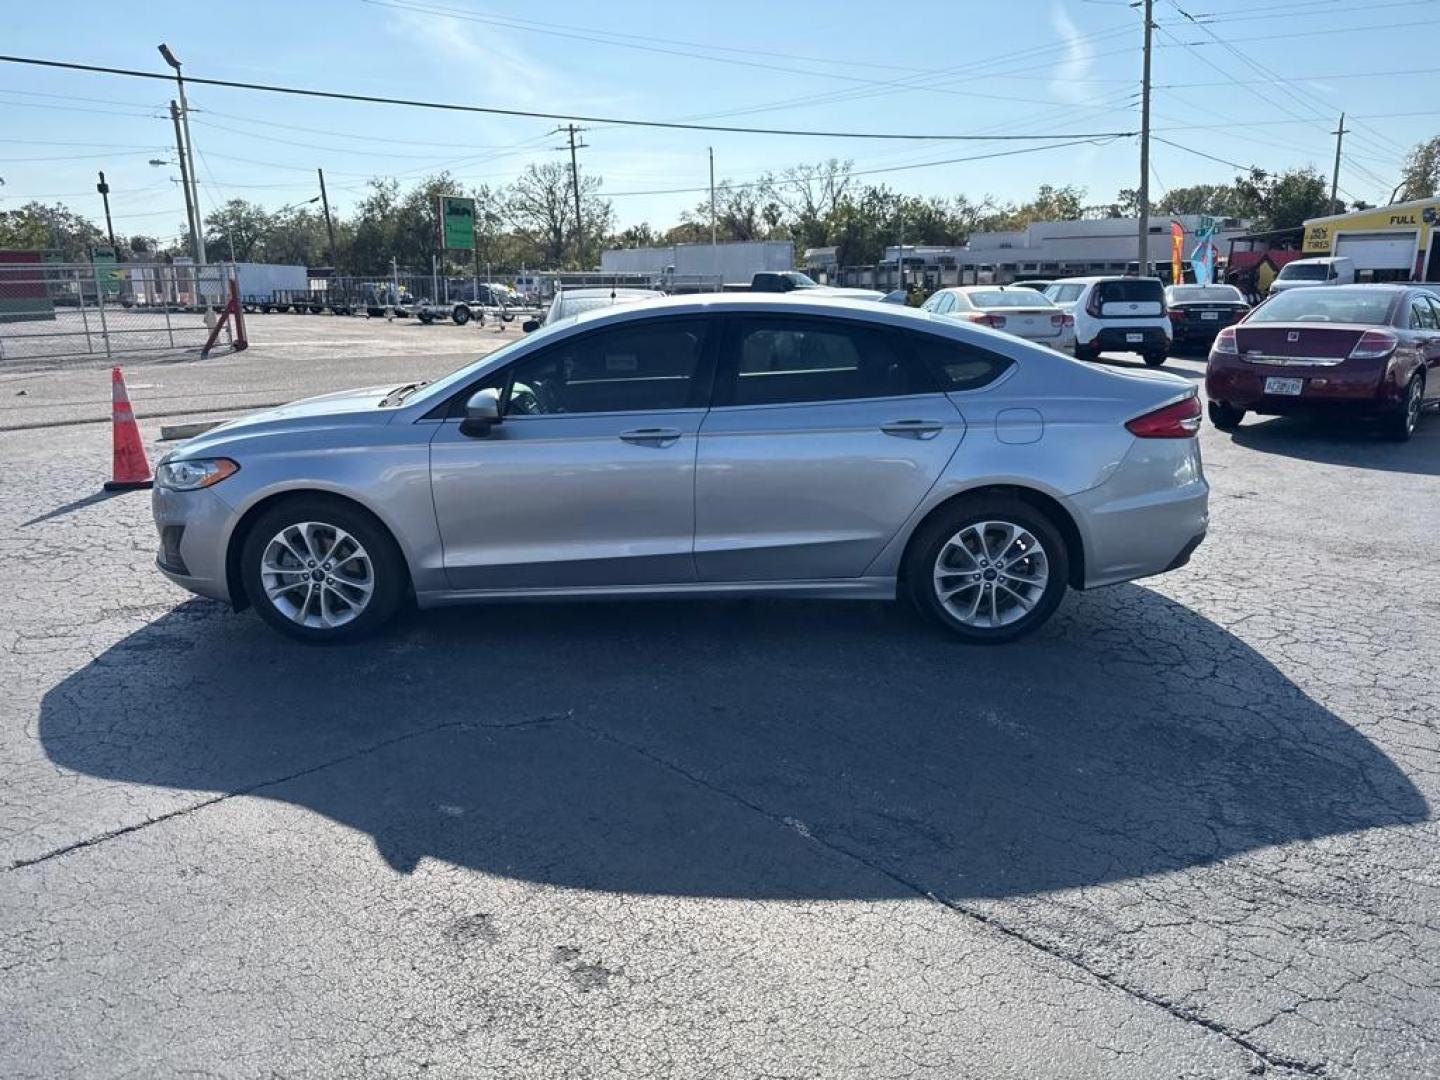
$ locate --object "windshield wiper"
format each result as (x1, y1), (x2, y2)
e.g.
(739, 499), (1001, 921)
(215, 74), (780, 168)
(379, 381), (427, 407)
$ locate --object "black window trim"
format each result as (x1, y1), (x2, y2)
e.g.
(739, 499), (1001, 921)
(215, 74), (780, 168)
(422, 314), (721, 421)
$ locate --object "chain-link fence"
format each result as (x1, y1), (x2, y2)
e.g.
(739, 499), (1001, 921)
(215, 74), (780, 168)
(0, 261), (236, 363)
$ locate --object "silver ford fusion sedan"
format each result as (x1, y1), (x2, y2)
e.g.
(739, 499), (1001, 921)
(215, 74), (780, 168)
(152, 294), (1208, 644)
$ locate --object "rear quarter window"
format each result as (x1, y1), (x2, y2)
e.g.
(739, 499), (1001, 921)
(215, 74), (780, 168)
(908, 332), (1014, 392)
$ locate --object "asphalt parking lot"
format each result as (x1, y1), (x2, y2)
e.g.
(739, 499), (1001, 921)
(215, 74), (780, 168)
(1, 324), (1438, 1078)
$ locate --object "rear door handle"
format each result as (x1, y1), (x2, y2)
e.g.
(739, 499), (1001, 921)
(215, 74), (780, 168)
(619, 427), (683, 447)
(881, 419), (945, 440)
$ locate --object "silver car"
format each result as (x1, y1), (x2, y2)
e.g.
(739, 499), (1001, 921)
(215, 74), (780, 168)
(152, 295), (1209, 644)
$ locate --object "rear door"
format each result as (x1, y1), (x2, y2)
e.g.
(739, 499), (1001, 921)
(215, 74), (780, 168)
(694, 315), (965, 581)
(1418, 296), (1440, 401)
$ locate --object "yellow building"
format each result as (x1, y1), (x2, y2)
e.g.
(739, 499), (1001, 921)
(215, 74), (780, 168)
(1301, 197), (1440, 282)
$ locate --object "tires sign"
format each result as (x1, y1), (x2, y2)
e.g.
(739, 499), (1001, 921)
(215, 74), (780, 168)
(437, 196), (476, 251)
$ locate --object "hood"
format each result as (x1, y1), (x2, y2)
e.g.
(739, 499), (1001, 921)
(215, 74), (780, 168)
(174, 384), (401, 455)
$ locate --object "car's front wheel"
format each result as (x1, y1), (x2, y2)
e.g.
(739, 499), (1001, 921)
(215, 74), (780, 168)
(906, 497), (1070, 643)
(241, 498), (406, 643)
(1208, 400), (1245, 430)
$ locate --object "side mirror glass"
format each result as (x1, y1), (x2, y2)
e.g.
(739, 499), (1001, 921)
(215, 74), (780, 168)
(460, 386), (502, 437)
(522, 318), (541, 333)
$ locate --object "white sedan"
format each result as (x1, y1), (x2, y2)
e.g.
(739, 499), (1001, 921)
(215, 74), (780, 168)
(922, 286), (1075, 350)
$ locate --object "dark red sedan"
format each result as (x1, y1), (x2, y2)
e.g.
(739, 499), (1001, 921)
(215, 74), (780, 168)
(1205, 284), (1440, 440)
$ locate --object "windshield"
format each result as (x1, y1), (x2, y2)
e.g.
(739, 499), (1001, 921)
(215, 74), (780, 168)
(1247, 288), (1394, 324)
(1169, 285), (1244, 303)
(966, 289), (1053, 308)
(1277, 263), (1330, 281)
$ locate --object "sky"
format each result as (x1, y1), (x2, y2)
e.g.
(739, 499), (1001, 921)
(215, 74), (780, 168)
(3, 0), (1439, 247)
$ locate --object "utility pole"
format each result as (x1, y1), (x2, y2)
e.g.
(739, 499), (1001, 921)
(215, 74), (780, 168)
(1136, 0), (1154, 276)
(159, 44), (205, 264)
(1330, 112), (1348, 212)
(169, 101), (201, 262)
(95, 171), (118, 253)
(555, 124), (588, 268)
(317, 168), (338, 273)
(897, 198), (905, 291)
(709, 146), (718, 288)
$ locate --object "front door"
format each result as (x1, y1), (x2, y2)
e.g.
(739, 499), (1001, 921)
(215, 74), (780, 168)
(429, 316), (714, 590)
(695, 314), (966, 582)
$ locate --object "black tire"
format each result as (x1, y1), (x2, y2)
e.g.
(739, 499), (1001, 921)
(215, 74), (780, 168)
(240, 497), (407, 644)
(1143, 351), (1167, 368)
(1074, 345), (1098, 363)
(1384, 374), (1424, 442)
(418, 312), (434, 325)
(1208, 400), (1245, 431)
(452, 304), (471, 326)
(905, 496), (1070, 644)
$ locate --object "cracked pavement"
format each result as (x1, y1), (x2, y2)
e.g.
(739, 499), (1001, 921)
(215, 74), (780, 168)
(1, 343), (1437, 1078)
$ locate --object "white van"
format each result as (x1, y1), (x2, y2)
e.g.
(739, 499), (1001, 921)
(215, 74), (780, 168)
(1268, 256), (1356, 294)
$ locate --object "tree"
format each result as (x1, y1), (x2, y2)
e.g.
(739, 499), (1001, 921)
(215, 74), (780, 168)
(1233, 167), (1339, 230)
(204, 199), (272, 262)
(760, 159), (854, 250)
(507, 160), (613, 268)
(0, 202), (107, 260)
(608, 222), (661, 248)
(982, 184), (1086, 231)
(1396, 136), (1440, 201)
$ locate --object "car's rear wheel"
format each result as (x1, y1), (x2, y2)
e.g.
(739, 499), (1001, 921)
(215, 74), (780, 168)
(417, 312), (434, 324)
(1385, 374), (1424, 441)
(241, 498), (406, 643)
(452, 304), (471, 325)
(1208, 400), (1245, 430)
(1074, 344), (1098, 363)
(906, 497), (1069, 644)
(1143, 351), (1167, 368)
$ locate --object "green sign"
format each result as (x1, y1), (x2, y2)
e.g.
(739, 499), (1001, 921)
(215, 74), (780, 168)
(92, 245), (124, 295)
(438, 196), (477, 250)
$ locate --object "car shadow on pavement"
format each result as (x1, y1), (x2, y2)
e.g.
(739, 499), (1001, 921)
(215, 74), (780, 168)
(38, 586), (1426, 900)
(1229, 414), (1440, 476)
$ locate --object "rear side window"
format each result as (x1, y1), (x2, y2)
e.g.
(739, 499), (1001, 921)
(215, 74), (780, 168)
(1410, 299), (1438, 330)
(908, 332), (1014, 392)
(1047, 284), (1083, 303)
(1094, 279), (1165, 305)
(720, 318), (938, 406)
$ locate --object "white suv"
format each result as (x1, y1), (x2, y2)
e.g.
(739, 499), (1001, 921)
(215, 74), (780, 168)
(1045, 276), (1172, 367)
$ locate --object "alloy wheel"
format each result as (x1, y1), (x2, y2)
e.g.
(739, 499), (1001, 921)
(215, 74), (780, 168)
(259, 521), (375, 629)
(932, 520), (1050, 628)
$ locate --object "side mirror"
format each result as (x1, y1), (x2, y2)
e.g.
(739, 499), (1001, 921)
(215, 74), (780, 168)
(522, 318), (540, 333)
(460, 387), (502, 438)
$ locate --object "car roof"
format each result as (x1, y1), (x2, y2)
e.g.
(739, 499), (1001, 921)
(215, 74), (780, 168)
(557, 287), (663, 299)
(547, 290), (969, 333)
(1049, 276), (1163, 285)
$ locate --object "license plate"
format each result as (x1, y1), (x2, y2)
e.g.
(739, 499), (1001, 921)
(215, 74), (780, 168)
(1201, 311), (1219, 320)
(1264, 377), (1303, 396)
(1125, 332), (1143, 343)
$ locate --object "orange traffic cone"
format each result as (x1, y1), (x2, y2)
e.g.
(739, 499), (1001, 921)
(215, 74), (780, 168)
(104, 366), (153, 491)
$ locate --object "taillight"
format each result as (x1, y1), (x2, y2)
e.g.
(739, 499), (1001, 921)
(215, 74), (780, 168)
(1050, 313), (1065, 327)
(1062, 313), (1074, 327)
(1349, 329), (1398, 359)
(1085, 290), (1103, 318)
(1168, 308), (1186, 321)
(1212, 327), (1238, 355)
(1126, 396), (1202, 439)
(967, 312), (1006, 328)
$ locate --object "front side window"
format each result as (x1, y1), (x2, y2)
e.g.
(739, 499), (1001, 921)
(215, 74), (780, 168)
(720, 318), (937, 407)
(503, 319), (708, 415)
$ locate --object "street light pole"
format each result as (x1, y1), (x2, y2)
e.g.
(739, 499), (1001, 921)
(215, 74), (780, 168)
(159, 43), (206, 264)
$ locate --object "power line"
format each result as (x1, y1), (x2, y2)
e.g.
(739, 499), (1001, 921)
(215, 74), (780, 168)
(0, 55), (1136, 142)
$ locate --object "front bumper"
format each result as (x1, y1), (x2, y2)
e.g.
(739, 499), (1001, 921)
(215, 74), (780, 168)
(151, 484), (236, 604)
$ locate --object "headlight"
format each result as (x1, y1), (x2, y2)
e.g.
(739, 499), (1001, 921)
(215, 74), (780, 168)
(155, 457), (239, 491)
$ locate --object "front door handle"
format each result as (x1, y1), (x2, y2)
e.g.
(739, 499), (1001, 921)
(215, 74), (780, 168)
(619, 427), (683, 447)
(881, 419), (945, 440)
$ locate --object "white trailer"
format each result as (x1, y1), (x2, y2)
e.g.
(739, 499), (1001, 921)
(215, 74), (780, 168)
(601, 241), (794, 289)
